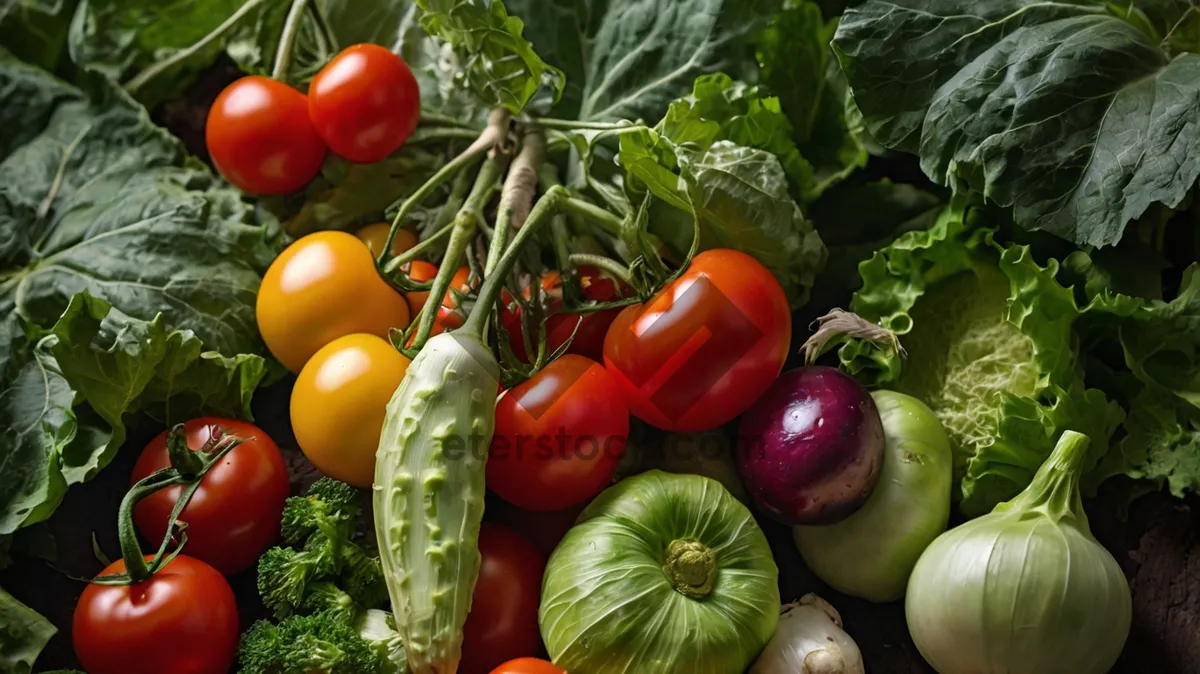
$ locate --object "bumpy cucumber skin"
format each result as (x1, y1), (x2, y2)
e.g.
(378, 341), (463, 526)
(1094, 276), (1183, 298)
(374, 332), (500, 674)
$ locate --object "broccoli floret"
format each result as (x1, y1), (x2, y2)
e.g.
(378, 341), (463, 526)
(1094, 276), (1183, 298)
(257, 539), (341, 619)
(301, 581), (359, 623)
(280, 478), (360, 545)
(238, 611), (394, 674)
(339, 542), (389, 609)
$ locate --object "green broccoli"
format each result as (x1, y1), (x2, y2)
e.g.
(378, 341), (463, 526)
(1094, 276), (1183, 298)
(237, 610), (399, 674)
(301, 581), (360, 623)
(339, 541), (389, 609)
(280, 477), (360, 545)
(257, 536), (341, 619)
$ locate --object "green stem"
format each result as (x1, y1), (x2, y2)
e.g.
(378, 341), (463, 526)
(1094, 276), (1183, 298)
(272, 0), (310, 81)
(540, 166), (573, 286)
(558, 195), (624, 237)
(568, 253), (633, 286)
(529, 118), (636, 131)
(411, 157), (504, 349)
(165, 424), (203, 477)
(408, 127), (490, 145)
(306, 0), (338, 55)
(384, 219), (456, 274)
(462, 186), (568, 338)
(487, 130), (545, 276)
(125, 0), (268, 94)
(1000, 430), (1091, 524)
(420, 111), (481, 129)
(378, 108), (510, 267)
(116, 472), (177, 582)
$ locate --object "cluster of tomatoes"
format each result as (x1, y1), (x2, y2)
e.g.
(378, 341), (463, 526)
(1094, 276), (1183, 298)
(205, 43), (421, 195)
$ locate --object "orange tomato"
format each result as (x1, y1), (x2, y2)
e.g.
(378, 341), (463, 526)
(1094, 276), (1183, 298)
(489, 658), (566, 674)
(403, 262), (472, 316)
(257, 231), (410, 372)
(290, 333), (411, 487)
(356, 222), (417, 258)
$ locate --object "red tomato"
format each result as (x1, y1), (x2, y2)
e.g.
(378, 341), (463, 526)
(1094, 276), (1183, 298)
(490, 658), (567, 674)
(308, 44), (421, 163)
(205, 76), (326, 195)
(603, 249), (791, 432)
(501, 266), (623, 362)
(73, 554), (239, 674)
(487, 501), (585, 557)
(404, 304), (466, 347)
(130, 418), (289, 575)
(461, 524), (546, 674)
(488, 355), (629, 511)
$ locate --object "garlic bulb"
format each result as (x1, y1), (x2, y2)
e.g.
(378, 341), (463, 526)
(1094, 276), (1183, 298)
(748, 594), (865, 674)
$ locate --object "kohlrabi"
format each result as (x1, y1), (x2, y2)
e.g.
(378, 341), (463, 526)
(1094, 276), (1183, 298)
(905, 431), (1131, 674)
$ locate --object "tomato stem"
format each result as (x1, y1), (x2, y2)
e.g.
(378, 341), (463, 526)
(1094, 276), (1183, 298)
(487, 130), (545, 276)
(165, 424), (205, 477)
(568, 253), (634, 287)
(410, 155), (505, 350)
(106, 432), (244, 585)
(125, 0), (268, 94)
(377, 108), (511, 267)
(557, 194), (625, 237)
(462, 186), (569, 338)
(271, 0), (310, 81)
(529, 118), (638, 132)
(539, 166), (576, 303)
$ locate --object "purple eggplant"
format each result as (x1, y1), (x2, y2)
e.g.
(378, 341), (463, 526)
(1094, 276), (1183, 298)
(736, 366), (885, 525)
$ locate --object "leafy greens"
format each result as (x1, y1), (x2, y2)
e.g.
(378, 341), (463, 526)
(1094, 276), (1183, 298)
(832, 0), (1200, 248)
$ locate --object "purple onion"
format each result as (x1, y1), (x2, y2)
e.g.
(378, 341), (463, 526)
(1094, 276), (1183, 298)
(737, 366), (885, 525)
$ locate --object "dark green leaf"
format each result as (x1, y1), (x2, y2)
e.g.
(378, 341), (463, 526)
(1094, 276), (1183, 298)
(415, 0), (564, 113)
(0, 0), (78, 73)
(508, 0), (781, 123)
(756, 0), (865, 197)
(0, 586), (56, 674)
(833, 0), (1200, 247)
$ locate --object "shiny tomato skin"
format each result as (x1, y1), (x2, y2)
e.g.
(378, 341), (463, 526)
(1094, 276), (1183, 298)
(291, 333), (411, 487)
(308, 44), (421, 163)
(73, 554), (239, 674)
(501, 266), (622, 363)
(130, 418), (289, 575)
(205, 76), (326, 195)
(257, 230), (410, 372)
(488, 355), (629, 511)
(490, 658), (567, 674)
(461, 524), (546, 674)
(602, 249), (791, 433)
(356, 223), (417, 259)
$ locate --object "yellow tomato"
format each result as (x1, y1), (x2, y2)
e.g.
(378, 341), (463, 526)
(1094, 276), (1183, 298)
(290, 333), (411, 487)
(356, 222), (417, 258)
(257, 231), (410, 372)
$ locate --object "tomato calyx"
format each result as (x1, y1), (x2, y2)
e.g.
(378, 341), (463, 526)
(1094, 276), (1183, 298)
(93, 424), (246, 586)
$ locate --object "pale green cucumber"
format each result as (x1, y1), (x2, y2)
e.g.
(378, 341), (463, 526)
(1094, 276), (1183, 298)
(374, 332), (500, 674)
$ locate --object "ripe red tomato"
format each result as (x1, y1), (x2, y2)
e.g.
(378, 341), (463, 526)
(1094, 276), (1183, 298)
(603, 249), (791, 432)
(308, 43), (421, 163)
(487, 501), (585, 557)
(404, 262), (471, 316)
(130, 418), (289, 575)
(501, 266), (623, 363)
(490, 658), (567, 674)
(461, 524), (546, 674)
(205, 75), (326, 195)
(488, 355), (629, 511)
(73, 554), (239, 674)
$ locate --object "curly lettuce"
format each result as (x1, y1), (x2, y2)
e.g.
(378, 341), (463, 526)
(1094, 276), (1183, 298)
(838, 198), (1123, 516)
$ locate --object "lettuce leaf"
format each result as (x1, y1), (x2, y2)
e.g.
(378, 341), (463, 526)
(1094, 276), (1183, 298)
(0, 53), (272, 534)
(840, 197), (1123, 515)
(0, 586), (56, 674)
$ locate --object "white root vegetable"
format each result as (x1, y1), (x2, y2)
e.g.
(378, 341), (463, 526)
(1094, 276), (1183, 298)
(749, 594), (865, 674)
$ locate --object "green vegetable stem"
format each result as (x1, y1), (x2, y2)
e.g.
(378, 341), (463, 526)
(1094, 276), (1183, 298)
(93, 424), (245, 586)
(905, 430), (1132, 674)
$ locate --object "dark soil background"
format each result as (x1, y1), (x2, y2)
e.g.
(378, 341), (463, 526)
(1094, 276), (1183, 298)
(6, 60), (1200, 673)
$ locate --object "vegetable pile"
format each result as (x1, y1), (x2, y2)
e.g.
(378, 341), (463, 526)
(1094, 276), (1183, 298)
(4, 0), (1200, 672)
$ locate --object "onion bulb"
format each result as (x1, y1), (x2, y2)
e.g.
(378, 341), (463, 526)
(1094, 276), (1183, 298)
(905, 430), (1131, 673)
(748, 594), (864, 674)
